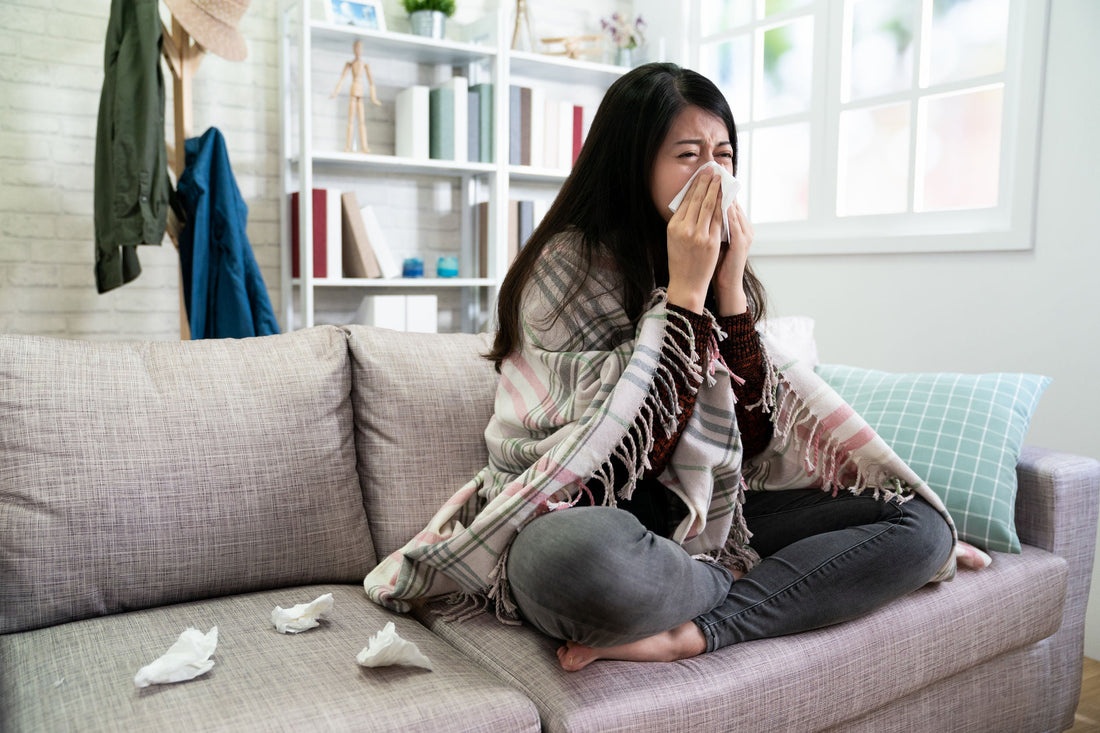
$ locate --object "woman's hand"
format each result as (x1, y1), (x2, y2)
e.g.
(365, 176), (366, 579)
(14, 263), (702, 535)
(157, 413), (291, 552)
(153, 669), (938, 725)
(712, 200), (754, 317)
(665, 168), (725, 314)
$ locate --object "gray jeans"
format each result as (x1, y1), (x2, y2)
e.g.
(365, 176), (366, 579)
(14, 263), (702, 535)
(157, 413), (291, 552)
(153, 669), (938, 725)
(505, 489), (954, 651)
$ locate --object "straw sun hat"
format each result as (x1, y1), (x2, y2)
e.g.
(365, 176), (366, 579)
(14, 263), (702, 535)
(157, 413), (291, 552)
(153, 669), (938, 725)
(163, 0), (251, 61)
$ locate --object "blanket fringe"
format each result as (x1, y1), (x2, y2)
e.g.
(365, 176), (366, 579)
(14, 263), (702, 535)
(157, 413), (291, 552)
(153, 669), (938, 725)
(765, 367), (914, 501)
(435, 591), (490, 623)
(601, 303), (705, 505)
(486, 542), (523, 625)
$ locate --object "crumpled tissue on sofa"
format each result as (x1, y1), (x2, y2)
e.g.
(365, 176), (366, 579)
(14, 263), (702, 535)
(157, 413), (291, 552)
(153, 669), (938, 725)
(134, 627), (218, 688)
(356, 621), (432, 670)
(271, 593), (334, 634)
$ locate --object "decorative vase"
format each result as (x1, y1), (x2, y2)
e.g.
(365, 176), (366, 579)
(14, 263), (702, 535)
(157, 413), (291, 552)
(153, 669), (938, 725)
(410, 10), (446, 39)
(616, 47), (633, 67)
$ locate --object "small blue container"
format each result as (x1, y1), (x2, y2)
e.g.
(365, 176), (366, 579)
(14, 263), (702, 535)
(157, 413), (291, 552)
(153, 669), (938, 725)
(402, 257), (424, 278)
(436, 256), (459, 278)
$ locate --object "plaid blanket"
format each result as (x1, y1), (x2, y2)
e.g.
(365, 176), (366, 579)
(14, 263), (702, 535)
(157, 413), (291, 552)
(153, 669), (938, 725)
(364, 232), (956, 620)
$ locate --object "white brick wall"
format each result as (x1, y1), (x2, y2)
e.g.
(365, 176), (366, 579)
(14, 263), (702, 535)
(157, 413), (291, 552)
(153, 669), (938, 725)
(0, 0), (630, 340)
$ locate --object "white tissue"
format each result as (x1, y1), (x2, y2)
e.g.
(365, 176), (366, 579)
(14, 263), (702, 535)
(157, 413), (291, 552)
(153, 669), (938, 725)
(667, 161), (741, 243)
(356, 621), (433, 670)
(271, 593), (335, 634)
(134, 627), (218, 688)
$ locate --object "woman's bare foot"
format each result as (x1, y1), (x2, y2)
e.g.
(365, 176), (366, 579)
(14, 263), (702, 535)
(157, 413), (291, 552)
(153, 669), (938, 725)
(556, 621), (707, 672)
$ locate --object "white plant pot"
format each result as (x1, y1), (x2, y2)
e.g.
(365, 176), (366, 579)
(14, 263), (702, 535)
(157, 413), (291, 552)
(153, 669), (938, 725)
(410, 10), (445, 39)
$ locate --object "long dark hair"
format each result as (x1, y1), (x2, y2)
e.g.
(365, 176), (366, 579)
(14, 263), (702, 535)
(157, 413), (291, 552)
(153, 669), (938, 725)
(486, 62), (767, 371)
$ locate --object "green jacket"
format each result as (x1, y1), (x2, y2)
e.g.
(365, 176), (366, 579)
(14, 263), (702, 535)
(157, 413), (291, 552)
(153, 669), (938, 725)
(93, 0), (170, 293)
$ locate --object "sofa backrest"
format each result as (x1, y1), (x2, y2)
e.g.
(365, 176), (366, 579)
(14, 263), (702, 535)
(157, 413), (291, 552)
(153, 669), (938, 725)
(343, 326), (499, 560)
(0, 327), (375, 634)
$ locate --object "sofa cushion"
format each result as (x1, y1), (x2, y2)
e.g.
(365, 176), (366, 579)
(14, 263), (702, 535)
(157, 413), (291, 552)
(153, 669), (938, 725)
(814, 365), (1050, 553)
(344, 326), (499, 559)
(0, 585), (540, 732)
(415, 546), (1065, 732)
(0, 328), (374, 634)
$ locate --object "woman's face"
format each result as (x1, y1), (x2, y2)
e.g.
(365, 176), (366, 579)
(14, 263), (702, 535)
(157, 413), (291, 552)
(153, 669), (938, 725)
(650, 105), (734, 222)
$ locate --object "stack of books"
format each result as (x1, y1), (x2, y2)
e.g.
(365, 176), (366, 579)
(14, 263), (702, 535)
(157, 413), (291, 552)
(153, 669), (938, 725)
(395, 77), (493, 163)
(288, 189), (400, 280)
(509, 85), (588, 171)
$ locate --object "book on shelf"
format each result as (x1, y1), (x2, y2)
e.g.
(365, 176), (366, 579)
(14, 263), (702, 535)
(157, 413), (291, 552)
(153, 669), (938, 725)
(517, 200), (535, 250)
(573, 105), (584, 165)
(520, 87), (532, 166)
(355, 294), (406, 331)
(507, 199), (520, 266)
(340, 191), (382, 279)
(507, 88), (586, 172)
(470, 83), (493, 163)
(508, 85), (522, 166)
(477, 201), (490, 277)
(358, 204), (401, 279)
(558, 102), (575, 171)
(395, 85), (430, 159)
(528, 86), (544, 169)
(468, 85), (480, 163)
(406, 295), (438, 333)
(544, 98), (559, 171)
(355, 294), (438, 333)
(290, 188), (341, 279)
(429, 77), (468, 162)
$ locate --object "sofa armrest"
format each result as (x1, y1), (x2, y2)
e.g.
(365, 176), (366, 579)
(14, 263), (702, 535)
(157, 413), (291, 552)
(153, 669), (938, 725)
(1013, 445), (1099, 731)
(1015, 446), (1100, 556)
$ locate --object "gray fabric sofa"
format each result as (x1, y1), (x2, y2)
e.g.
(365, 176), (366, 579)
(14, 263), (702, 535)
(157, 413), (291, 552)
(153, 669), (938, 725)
(1, 325), (1096, 732)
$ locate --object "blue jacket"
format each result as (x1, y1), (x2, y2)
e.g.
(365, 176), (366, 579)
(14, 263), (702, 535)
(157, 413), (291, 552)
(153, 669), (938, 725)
(177, 128), (280, 339)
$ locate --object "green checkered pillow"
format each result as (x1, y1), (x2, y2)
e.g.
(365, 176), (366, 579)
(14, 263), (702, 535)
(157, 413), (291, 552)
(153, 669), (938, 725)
(814, 365), (1051, 553)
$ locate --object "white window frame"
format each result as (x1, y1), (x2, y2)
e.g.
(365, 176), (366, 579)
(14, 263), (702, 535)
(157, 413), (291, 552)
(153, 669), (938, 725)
(684, 0), (1051, 255)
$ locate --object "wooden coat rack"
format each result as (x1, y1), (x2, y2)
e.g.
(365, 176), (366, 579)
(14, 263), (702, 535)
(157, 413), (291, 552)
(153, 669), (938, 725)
(161, 15), (205, 340)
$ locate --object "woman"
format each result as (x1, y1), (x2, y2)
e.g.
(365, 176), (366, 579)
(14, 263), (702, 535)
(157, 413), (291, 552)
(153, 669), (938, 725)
(364, 63), (960, 671)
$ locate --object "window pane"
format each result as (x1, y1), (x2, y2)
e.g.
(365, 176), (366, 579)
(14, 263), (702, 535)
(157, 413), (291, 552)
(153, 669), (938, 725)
(750, 122), (810, 222)
(765, 0), (812, 15)
(736, 130), (751, 210)
(700, 0), (753, 33)
(756, 17), (814, 119)
(916, 85), (1002, 211)
(837, 102), (910, 216)
(700, 38), (752, 123)
(846, 0), (916, 102)
(927, 0), (1009, 85)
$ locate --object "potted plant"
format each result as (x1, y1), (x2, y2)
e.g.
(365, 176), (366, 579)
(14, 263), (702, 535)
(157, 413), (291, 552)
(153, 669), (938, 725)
(402, 0), (455, 39)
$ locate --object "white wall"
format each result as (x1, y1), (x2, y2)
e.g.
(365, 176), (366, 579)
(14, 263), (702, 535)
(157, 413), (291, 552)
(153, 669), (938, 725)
(752, 0), (1100, 657)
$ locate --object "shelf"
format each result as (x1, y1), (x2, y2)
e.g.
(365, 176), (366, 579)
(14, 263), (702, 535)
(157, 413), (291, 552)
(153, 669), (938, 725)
(293, 152), (496, 177)
(310, 21), (496, 65)
(293, 277), (498, 288)
(509, 165), (570, 184)
(508, 51), (625, 85)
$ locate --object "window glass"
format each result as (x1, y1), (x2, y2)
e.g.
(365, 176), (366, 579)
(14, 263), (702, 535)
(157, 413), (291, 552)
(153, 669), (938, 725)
(756, 17), (814, 119)
(917, 85), (1003, 211)
(765, 0), (813, 15)
(700, 38), (752, 122)
(927, 0), (1009, 85)
(838, 102), (911, 216)
(846, 0), (916, 102)
(700, 0), (754, 33)
(750, 122), (810, 221)
(736, 129), (751, 209)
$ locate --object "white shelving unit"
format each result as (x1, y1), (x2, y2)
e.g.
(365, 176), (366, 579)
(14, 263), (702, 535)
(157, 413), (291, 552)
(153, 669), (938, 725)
(278, 3), (624, 333)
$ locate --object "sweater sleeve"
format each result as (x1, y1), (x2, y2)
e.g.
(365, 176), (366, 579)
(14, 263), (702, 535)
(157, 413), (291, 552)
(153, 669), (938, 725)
(716, 311), (773, 460)
(644, 304), (713, 479)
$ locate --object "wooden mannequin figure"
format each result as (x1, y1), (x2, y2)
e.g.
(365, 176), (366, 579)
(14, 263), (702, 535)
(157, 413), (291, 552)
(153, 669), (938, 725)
(330, 40), (381, 153)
